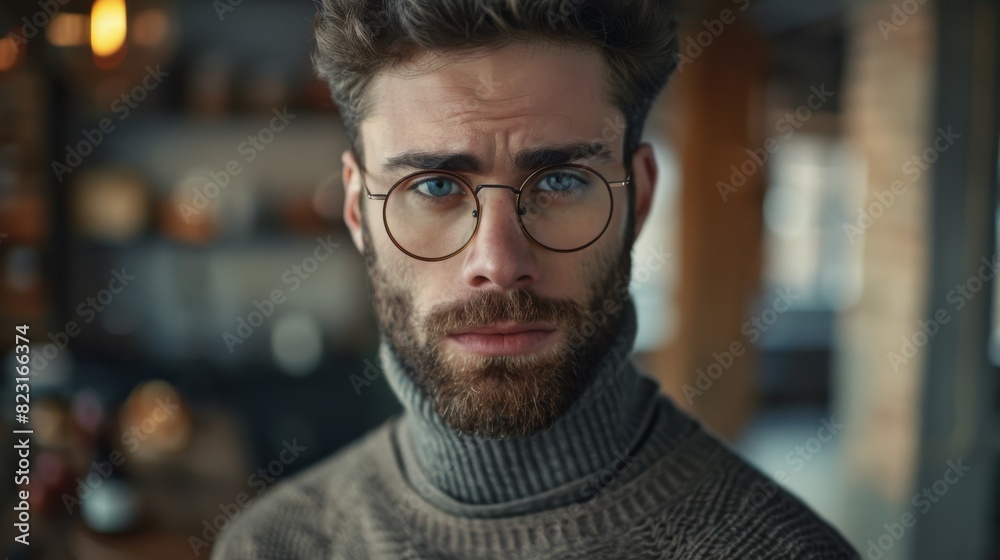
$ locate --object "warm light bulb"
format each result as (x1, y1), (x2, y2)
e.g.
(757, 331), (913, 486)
(90, 0), (127, 57)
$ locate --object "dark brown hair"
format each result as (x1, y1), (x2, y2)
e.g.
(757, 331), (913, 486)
(312, 0), (679, 166)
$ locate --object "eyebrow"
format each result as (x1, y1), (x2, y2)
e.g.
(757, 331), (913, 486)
(514, 142), (613, 170)
(381, 142), (613, 174)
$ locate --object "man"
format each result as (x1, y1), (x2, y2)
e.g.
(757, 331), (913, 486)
(214, 1), (860, 558)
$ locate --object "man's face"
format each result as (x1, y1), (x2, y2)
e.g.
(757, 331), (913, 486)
(342, 42), (656, 438)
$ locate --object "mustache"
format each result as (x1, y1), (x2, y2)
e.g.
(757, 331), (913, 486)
(424, 289), (586, 336)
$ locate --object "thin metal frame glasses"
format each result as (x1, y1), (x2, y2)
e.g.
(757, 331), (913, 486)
(364, 163), (630, 262)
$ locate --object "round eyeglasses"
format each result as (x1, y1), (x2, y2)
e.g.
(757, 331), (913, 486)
(363, 163), (630, 261)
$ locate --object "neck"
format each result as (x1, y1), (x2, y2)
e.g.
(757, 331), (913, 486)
(379, 299), (662, 513)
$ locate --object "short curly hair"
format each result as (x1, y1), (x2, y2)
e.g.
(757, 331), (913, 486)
(312, 0), (679, 167)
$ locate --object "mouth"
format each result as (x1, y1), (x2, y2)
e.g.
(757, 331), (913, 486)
(446, 322), (558, 357)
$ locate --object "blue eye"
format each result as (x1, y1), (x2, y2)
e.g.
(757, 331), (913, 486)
(536, 171), (588, 192)
(413, 177), (461, 197)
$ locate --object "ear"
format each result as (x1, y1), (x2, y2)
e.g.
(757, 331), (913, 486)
(629, 142), (658, 241)
(342, 149), (365, 254)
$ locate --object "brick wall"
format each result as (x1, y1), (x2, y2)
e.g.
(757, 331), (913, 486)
(835, 0), (936, 553)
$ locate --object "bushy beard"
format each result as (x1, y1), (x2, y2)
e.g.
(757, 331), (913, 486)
(362, 218), (633, 439)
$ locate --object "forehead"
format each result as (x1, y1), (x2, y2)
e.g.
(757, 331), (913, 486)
(361, 42), (620, 170)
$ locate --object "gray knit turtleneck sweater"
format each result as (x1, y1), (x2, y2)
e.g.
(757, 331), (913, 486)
(212, 300), (860, 559)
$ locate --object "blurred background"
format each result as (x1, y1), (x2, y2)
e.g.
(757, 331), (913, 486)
(0, 0), (996, 558)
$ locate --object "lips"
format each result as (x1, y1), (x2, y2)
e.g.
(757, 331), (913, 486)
(446, 323), (557, 356)
(451, 322), (555, 336)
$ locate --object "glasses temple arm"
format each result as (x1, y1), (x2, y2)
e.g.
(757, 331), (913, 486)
(364, 183), (388, 201)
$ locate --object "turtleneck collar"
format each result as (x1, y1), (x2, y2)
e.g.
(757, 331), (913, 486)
(378, 298), (665, 514)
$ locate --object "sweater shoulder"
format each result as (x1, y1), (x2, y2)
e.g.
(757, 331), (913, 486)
(655, 419), (859, 559)
(210, 418), (397, 560)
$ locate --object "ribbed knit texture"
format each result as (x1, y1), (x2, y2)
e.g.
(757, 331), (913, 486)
(212, 299), (861, 559)
(381, 299), (670, 515)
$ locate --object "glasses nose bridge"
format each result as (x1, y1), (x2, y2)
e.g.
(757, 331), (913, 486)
(472, 183), (522, 199)
(471, 183), (525, 218)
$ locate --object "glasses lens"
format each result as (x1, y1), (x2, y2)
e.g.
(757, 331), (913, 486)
(519, 166), (612, 251)
(384, 172), (478, 260)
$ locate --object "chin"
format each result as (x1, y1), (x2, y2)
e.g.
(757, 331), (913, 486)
(430, 346), (578, 439)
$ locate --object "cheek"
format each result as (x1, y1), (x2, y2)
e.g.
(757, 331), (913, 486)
(592, 198), (629, 257)
(609, 192), (631, 239)
(537, 254), (600, 303)
(394, 261), (459, 315)
(362, 206), (407, 268)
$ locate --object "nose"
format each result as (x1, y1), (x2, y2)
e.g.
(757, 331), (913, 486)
(459, 186), (540, 290)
